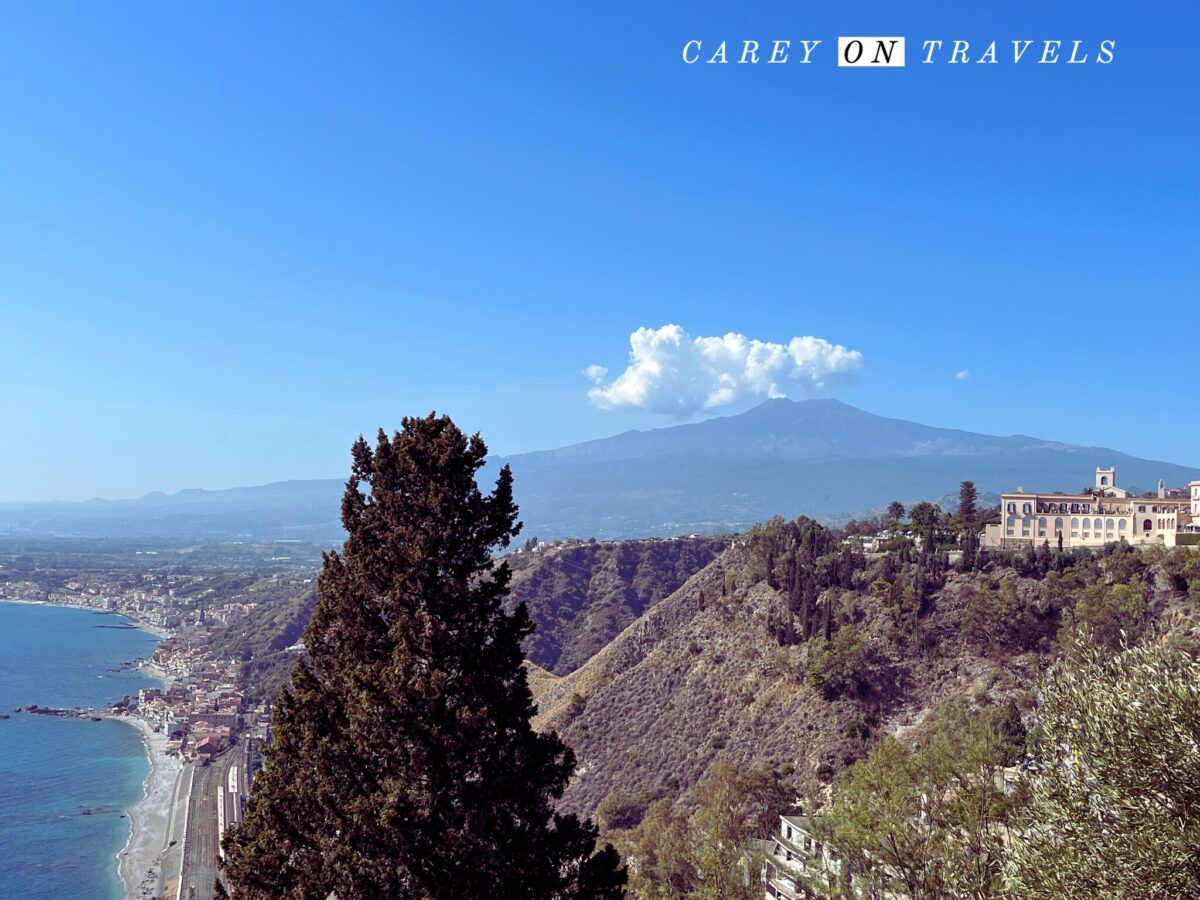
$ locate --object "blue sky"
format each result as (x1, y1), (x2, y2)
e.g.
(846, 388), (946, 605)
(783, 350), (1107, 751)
(1, 2), (1196, 500)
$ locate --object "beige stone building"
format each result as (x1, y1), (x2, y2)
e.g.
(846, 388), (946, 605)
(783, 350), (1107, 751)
(983, 467), (1200, 550)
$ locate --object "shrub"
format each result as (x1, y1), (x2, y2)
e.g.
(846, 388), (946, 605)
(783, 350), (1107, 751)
(595, 788), (648, 832)
(808, 625), (877, 700)
(1063, 576), (1147, 650)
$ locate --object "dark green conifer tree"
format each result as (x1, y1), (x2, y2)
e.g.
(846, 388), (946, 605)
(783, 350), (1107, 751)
(958, 480), (979, 571)
(221, 415), (626, 900)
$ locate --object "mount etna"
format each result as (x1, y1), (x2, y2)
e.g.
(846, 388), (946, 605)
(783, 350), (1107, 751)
(4, 399), (1196, 542)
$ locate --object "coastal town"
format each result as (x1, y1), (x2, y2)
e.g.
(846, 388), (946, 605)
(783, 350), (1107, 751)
(0, 549), (312, 900)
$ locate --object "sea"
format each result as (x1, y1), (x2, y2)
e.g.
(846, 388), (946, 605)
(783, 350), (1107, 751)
(0, 601), (162, 900)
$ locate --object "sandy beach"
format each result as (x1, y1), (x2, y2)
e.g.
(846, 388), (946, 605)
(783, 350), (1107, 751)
(111, 714), (182, 900)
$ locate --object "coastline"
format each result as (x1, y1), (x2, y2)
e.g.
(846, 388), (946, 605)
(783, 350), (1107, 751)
(0, 597), (172, 639)
(0, 597), (185, 899)
(109, 713), (182, 900)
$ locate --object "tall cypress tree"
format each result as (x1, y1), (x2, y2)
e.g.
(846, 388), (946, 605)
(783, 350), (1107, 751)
(958, 480), (979, 571)
(221, 415), (626, 899)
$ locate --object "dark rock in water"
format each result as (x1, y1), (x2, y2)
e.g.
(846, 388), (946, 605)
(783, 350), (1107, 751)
(0, 714), (9, 720)
(25, 704), (37, 711)
(90, 716), (102, 722)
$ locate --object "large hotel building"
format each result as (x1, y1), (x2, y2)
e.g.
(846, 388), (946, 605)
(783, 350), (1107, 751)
(983, 467), (1200, 551)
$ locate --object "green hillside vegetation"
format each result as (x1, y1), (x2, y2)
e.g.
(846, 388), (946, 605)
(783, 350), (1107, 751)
(205, 574), (317, 704)
(506, 537), (728, 674)
(535, 518), (1200, 830)
(201, 490), (1200, 897)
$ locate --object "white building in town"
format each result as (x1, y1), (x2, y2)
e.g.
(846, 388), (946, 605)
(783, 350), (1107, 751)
(983, 467), (1200, 551)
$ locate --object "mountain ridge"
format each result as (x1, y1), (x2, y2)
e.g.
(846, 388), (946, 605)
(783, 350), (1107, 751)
(2, 399), (1196, 541)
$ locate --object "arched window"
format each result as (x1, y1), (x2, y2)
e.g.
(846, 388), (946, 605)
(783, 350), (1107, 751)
(1071, 518), (1080, 529)
(1106, 518), (1115, 531)
(1101, 475), (1109, 486)
(1083, 518), (1091, 531)
(1119, 519), (1128, 531)
(1144, 519), (1153, 532)
(1038, 517), (1047, 529)
(1055, 517), (1064, 533)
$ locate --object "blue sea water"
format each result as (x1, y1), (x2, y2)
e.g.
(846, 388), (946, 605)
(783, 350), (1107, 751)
(0, 602), (162, 900)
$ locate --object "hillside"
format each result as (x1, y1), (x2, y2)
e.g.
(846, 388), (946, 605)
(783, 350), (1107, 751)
(4, 400), (1197, 542)
(204, 534), (725, 702)
(505, 536), (728, 674)
(532, 523), (1198, 818)
(206, 575), (317, 704)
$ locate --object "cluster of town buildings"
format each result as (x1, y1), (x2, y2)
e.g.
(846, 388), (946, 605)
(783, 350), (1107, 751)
(984, 468), (1200, 551)
(135, 635), (271, 761)
(0, 568), (263, 631)
(1, 566), (283, 761)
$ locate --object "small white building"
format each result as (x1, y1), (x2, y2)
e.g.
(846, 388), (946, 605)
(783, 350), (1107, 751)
(761, 814), (851, 899)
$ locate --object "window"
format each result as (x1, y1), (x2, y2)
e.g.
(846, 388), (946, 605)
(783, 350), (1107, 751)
(1071, 518), (1080, 530)
(1007, 502), (1016, 514)
(1083, 518), (1091, 531)
(1055, 517), (1064, 534)
(1023, 503), (1032, 515)
(1106, 518), (1115, 531)
(1101, 475), (1110, 486)
(1119, 519), (1128, 531)
(1038, 517), (1047, 529)
(1144, 519), (1153, 532)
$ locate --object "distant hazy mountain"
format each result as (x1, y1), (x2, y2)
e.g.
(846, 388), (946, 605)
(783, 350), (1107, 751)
(2, 399), (1196, 542)
(0, 480), (345, 543)
(492, 399), (1200, 540)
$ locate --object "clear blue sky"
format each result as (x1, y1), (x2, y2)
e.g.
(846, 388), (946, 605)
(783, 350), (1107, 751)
(1, 2), (1196, 501)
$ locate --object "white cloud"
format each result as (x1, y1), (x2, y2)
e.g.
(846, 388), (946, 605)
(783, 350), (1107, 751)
(955, 369), (971, 381)
(582, 364), (609, 385)
(586, 324), (863, 416)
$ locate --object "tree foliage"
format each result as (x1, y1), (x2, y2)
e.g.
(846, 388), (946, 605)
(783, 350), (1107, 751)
(807, 625), (878, 700)
(1007, 637), (1200, 898)
(221, 415), (625, 899)
(958, 481), (979, 571)
(823, 699), (1025, 899)
(614, 764), (790, 900)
